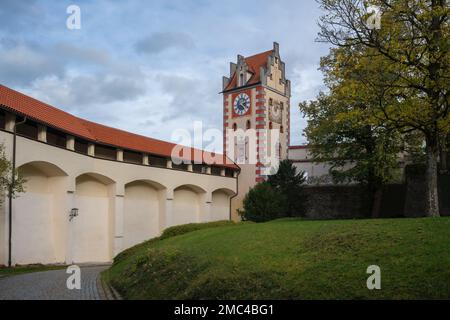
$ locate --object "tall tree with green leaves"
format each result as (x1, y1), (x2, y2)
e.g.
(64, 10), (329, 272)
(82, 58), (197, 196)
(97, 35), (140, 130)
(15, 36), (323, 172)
(316, 0), (449, 216)
(0, 144), (25, 202)
(300, 88), (404, 218)
(268, 159), (307, 217)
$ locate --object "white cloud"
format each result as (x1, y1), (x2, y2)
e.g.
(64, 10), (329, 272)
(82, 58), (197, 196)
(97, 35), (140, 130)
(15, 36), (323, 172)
(1, 0), (331, 149)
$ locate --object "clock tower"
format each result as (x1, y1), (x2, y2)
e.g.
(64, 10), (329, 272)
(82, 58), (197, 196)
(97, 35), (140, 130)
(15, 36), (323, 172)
(222, 42), (291, 220)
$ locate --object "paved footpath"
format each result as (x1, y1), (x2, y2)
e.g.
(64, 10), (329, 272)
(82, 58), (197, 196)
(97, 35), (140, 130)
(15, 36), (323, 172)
(0, 265), (109, 300)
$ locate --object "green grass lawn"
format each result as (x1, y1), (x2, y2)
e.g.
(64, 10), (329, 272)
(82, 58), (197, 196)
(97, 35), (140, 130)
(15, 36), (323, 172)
(103, 217), (450, 300)
(0, 264), (67, 278)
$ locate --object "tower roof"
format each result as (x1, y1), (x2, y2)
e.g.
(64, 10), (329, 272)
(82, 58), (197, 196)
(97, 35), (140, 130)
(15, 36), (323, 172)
(223, 50), (273, 92)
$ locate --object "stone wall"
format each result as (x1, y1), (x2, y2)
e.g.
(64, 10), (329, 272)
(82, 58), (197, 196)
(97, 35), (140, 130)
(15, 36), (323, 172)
(303, 184), (406, 220)
(404, 164), (449, 217)
(302, 165), (448, 220)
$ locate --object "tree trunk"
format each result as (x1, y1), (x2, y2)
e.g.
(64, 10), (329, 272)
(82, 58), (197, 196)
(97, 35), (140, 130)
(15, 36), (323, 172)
(425, 146), (440, 217)
(371, 187), (383, 219)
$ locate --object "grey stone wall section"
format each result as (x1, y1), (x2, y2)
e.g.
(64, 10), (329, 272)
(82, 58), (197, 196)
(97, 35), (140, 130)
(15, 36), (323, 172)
(301, 165), (448, 220)
(303, 185), (371, 220)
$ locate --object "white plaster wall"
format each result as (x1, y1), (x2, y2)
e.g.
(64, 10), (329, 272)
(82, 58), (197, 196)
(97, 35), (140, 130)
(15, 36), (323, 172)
(172, 187), (200, 227)
(13, 192), (55, 264)
(72, 175), (111, 263)
(211, 191), (230, 221)
(0, 130), (236, 265)
(12, 165), (63, 265)
(123, 182), (160, 249)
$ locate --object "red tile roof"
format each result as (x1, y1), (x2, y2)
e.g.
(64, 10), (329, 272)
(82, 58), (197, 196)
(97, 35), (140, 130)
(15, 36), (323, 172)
(224, 50), (272, 92)
(0, 84), (238, 169)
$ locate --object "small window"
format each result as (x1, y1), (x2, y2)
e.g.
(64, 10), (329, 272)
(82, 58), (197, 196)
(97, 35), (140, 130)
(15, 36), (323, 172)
(275, 57), (278, 64)
(269, 98), (273, 106)
(270, 74), (273, 80)
(246, 120), (251, 130)
(211, 166), (222, 176)
(225, 168), (234, 177)
(148, 155), (167, 167)
(280, 126), (284, 133)
(233, 123), (237, 131)
(0, 110), (5, 129)
(16, 118), (38, 139)
(193, 164), (204, 173)
(47, 127), (67, 148)
(124, 150), (143, 164)
(172, 162), (188, 171)
(269, 122), (273, 130)
(95, 144), (117, 160)
(280, 102), (284, 110)
(75, 138), (88, 154)
(240, 73), (244, 86)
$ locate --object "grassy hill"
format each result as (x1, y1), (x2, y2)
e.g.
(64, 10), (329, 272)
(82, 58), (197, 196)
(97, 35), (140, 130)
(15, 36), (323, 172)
(103, 218), (450, 299)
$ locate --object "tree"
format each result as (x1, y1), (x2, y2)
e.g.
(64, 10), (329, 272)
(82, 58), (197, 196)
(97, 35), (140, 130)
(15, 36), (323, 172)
(300, 90), (404, 218)
(267, 159), (307, 217)
(317, 0), (449, 216)
(0, 144), (25, 202)
(239, 182), (287, 222)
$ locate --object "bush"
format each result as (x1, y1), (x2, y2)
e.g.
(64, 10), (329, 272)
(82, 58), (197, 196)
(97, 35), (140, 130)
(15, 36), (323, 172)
(268, 159), (307, 217)
(240, 182), (288, 222)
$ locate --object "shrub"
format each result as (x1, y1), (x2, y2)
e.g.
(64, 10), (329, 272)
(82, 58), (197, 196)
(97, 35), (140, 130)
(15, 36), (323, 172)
(240, 182), (288, 222)
(268, 159), (307, 217)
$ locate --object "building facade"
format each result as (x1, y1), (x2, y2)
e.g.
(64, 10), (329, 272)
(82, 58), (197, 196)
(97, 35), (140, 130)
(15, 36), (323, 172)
(222, 43), (292, 220)
(0, 42), (330, 265)
(0, 85), (238, 265)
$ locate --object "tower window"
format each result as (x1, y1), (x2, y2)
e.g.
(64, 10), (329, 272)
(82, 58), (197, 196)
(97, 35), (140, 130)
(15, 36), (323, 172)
(275, 57), (278, 64)
(269, 98), (273, 106)
(246, 120), (251, 130)
(280, 102), (284, 110)
(269, 122), (273, 130)
(233, 123), (237, 131)
(240, 73), (244, 86)
(280, 126), (284, 133)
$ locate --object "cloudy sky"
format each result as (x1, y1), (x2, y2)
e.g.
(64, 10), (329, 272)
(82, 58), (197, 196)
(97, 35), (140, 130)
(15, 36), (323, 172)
(0, 0), (330, 150)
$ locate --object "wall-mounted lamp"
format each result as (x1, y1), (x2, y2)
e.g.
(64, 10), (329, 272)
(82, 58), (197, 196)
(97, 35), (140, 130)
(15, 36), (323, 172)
(69, 208), (79, 221)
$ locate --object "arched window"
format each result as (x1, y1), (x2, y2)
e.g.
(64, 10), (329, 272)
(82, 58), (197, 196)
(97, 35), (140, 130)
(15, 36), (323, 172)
(246, 120), (251, 130)
(233, 123), (237, 131)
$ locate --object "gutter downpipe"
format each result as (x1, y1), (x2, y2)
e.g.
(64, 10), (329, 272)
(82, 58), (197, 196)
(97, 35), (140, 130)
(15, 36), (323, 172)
(229, 167), (241, 222)
(8, 116), (27, 267)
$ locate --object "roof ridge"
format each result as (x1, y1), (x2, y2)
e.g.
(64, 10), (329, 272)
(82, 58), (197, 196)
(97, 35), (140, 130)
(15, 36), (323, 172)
(244, 49), (273, 60)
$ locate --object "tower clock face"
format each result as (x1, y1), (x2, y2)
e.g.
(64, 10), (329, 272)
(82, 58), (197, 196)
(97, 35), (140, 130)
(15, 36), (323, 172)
(233, 93), (250, 116)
